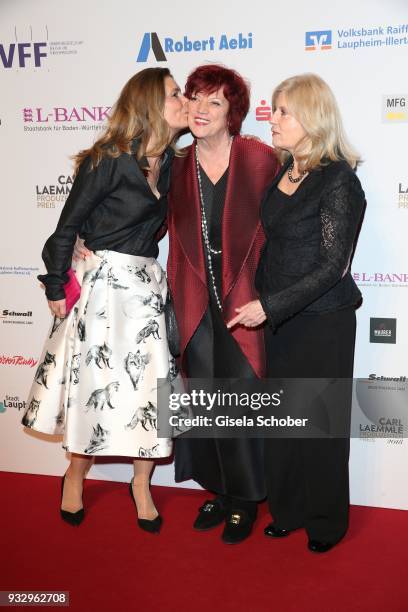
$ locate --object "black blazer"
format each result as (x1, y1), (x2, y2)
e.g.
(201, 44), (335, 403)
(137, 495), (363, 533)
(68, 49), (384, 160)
(255, 157), (365, 331)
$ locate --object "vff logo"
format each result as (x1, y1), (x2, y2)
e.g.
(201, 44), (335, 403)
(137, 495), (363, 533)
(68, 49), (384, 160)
(305, 30), (332, 51)
(137, 32), (167, 62)
(0, 26), (48, 68)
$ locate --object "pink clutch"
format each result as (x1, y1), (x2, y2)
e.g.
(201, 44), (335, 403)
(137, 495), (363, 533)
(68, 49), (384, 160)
(64, 268), (81, 314)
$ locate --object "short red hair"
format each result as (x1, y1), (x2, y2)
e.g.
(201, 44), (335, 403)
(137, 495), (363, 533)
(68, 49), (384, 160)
(185, 64), (250, 135)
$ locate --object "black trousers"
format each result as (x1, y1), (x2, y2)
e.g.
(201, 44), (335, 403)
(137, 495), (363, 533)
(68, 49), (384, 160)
(175, 304), (266, 505)
(264, 308), (356, 543)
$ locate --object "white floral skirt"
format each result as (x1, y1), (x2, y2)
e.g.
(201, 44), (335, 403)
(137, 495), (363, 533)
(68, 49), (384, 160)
(23, 250), (178, 458)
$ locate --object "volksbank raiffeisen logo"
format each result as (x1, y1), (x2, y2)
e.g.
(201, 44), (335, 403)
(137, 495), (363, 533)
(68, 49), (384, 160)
(305, 31), (332, 51)
(382, 95), (408, 123)
(305, 23), (408, 51)
(136, 31), (253, 62)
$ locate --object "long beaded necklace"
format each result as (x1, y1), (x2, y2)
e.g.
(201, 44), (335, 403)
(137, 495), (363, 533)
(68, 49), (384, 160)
(195, 143), (225, 311)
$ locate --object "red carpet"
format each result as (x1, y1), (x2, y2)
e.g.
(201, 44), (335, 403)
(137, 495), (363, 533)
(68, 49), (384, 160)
(2, 471), (407, 612)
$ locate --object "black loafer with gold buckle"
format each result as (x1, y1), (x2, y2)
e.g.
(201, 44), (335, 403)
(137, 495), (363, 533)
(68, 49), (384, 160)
(221, 509), (254, 544)
(193, 496), (229, 531)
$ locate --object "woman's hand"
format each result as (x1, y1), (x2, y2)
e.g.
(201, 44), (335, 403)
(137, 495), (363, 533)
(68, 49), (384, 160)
(48, 299), (66, 319)
(73, 236), (92, 261)
(226, 300), (267, 329)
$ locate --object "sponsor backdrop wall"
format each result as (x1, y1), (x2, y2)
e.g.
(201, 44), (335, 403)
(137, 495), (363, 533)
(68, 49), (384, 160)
(1, 0), (407, 509)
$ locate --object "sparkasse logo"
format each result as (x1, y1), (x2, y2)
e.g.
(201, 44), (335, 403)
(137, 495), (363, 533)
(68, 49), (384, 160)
(136, 31), (253, 62)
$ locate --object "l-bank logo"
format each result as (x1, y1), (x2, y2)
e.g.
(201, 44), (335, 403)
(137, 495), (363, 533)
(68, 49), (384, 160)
(305, 30), (332, 51)
(137, 31), (253, 62)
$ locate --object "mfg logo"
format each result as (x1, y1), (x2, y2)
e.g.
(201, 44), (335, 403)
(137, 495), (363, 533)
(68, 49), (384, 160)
(0, 42), (47, 68)
(305, 30), (332, 51)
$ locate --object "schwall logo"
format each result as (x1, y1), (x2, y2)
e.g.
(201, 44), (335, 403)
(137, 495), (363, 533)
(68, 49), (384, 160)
(36, 174), (73, 209)
(353, 272), (408, 288)
(369, 318), (396, 344)
(136, 31), (253, 62)
(0, 355), (38, 367)
(0, 266), (39, 277)
(0, 394), (27, 414)
(255, 100), (271, 122)
(1, 26), (83, 70)
(22, 106), (111, 133)
(306, 24), (408, 52)
(0, 309), (33, 325)
(398, 181), (408, 209)
(305, 30), (332, 51)
(382, 95), (408, 123)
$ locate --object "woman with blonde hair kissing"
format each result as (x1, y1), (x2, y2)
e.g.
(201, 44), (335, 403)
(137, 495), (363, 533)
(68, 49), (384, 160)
(22, 67), (188, 533)
(230, 73), (365, 552)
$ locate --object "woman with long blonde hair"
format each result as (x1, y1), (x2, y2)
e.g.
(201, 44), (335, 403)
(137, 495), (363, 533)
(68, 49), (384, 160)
(22, 67), (188, 533)
(230, 73), (365, 552)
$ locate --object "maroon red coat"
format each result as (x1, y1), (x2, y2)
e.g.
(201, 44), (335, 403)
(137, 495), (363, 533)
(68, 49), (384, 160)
(167, 136), (280, 378)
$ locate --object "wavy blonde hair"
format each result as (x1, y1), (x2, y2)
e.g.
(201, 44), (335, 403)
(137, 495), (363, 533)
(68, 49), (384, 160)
(74, 67), (179, 173)
(272, 73), (361, 172)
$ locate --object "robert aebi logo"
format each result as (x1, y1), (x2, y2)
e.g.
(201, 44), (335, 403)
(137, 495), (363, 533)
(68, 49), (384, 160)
(305, 30), (332, 51)
(136, 31), (253, 62)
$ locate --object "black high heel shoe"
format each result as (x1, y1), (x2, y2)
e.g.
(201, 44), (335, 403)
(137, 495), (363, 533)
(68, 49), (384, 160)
(60, 474), (84, 527)
(129, 478), (162, 534)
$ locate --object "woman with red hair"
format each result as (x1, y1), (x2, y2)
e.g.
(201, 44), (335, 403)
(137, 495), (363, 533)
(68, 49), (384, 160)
(168, 64), (280, 543)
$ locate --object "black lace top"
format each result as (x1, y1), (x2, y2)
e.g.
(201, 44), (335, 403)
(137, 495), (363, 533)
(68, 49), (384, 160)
(255, 159), (365, 331)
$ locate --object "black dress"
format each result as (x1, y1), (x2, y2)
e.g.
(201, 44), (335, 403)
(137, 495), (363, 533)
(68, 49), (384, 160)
(257, 162), (365, 544)
(174, 164), (266, 504)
